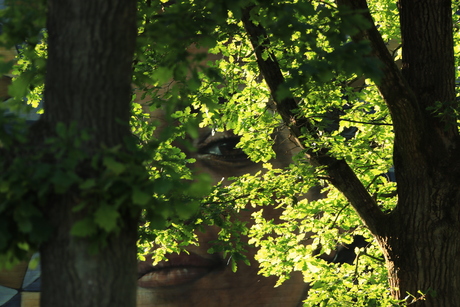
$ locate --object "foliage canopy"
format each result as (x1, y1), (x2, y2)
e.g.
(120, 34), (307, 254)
(1, 0), (459, 306)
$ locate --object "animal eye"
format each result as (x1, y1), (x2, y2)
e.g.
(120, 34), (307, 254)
(198, 137), (248, 161)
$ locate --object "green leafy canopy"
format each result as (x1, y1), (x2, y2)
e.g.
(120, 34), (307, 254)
(0, 0), (437, 305)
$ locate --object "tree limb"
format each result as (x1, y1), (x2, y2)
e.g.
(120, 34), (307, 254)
(241, 7), (387, 237)
(335, 0), (442, 173)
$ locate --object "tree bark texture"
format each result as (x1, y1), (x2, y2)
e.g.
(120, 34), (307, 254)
(40, 201), (139, 307)
(39, 1), (138, 307)
(382, 1), (460, 305)
(43, 0), (136, 147)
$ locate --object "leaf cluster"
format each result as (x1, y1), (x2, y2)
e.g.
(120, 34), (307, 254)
(133, 0), (399, 304)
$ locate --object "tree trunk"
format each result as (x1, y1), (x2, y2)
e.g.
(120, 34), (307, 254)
(40, 200), (139, 307)
(378, 0), (460, 305)
(379, 180), (460, 306)
(39, 1), (138, 306)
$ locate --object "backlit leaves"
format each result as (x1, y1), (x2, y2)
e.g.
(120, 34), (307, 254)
(1, 0), (414, 305)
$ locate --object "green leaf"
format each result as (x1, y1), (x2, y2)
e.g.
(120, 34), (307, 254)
(94, 204), (120, 232)
(55, 122), (66, 139)
(0, 181), (9, 193)
(0, 60), (14, 75)
(185, 173), (212, 198)
(17, 218), (32, 233)
(103, 156), (126, 175)
(8, 71), (33, 98)
(79, 178), (96, 190)
(175, 199), (200, 219)
(28, 254), (40, 270)
(70, 218), (97, 237)
(230, 257), (237, 272)
(147, 213), (168, 230)
(33, 163), (51, 180)
(132, 188), (151, 206)
(51, 170), (75, 194)
(17, 242), (30, 251)
(151, 66), (173, 84)
(153, 178), (173, 195)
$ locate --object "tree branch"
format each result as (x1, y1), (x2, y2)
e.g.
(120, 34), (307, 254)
(335, 0), (460, 224)
(241, 7), (387, 237)
(335, 0), (454, 174)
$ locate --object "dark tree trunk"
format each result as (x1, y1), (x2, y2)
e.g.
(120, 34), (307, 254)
(40, 201), (139, 307)
(379, 1), (460, 305)
(380, 183), (460, 305)
(39, 1), (138, 306)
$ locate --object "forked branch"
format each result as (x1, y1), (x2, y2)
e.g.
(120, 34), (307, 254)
(241, 7), (387, 237)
